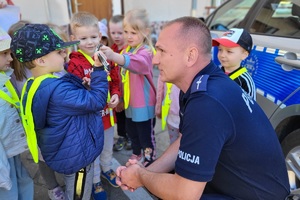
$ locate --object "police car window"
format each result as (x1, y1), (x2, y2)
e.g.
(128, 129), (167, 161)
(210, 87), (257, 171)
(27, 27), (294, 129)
(250, 0), (300, 37)
(209, 0), (256, 30)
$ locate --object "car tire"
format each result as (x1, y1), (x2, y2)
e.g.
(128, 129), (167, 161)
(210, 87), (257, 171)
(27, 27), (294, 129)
(281, 129), (300, 190)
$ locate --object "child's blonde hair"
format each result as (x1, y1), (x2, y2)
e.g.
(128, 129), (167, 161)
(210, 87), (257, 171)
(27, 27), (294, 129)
(47, 23), (72, 62)
(47, 23), (69, 42)
(124, 9), (153, 49)
(70, 11), (99, 34)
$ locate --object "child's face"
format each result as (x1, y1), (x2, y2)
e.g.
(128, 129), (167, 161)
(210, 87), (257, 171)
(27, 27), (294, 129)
(123, 24), (145, 48)
(109, 21), (125, 48)
(41, 49), (66, 73)
(71, 26), (101, 56)
(217, 45), (248, 70)
(0, 49), (13, 71)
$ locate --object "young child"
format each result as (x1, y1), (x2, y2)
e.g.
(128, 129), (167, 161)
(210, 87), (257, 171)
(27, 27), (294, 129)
(8, 20), (31, 96)
(155, 74), (180, 145)
(0, 26), (34, 200)
(10, 23), (108, 200)
(109, 14), (132, 151)
(8, 21), (67, 200)
(100, 9), (157, 167)
(98, 19), (109, 46)
(212, 28), (256, 100)
(68, 11), (121, 200)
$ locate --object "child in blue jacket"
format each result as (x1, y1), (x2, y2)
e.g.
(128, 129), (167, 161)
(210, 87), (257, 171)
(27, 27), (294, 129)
(10, 24), (108, 200)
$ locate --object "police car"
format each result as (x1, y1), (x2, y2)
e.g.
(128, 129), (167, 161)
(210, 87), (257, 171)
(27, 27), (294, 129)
(206, 0), (300, 191)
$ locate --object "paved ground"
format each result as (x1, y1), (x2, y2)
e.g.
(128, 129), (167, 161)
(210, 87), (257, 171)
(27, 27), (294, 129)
(21, 117), (169, 200)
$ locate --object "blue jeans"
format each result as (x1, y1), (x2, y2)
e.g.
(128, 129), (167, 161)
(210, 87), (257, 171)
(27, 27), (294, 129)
(0, 155), (34, 200)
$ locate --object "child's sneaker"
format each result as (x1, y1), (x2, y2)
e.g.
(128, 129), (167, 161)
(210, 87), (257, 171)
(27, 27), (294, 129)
(48, 186), (66, 200)
(143, 147), (155, 167)
(113, 137), (125, 151)
(101, 169), (119, 188)
(125, 137), (132, 150)
(92, 182), (107, 200)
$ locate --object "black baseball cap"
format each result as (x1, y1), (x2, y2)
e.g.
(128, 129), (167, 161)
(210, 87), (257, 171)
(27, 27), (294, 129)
(11, 24), (79, 62)
(212, 28), (253, 53)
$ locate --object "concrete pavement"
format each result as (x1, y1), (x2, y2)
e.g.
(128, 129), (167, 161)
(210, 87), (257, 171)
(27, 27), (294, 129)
(21, 117), (170, 200)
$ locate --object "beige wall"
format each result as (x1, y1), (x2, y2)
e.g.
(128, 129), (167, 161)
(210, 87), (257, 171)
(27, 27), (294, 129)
(113, 0), (213, 21)
(13, 0), (221, 25)
(13, 0), (70, 25)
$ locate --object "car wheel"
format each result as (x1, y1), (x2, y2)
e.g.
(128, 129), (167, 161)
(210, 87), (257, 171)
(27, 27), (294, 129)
(281, 129), (300, 190)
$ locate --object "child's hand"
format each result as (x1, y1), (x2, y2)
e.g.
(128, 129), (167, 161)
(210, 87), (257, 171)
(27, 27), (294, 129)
(115, 101), (124, 112)
(108, 94), (119, 108)
(82, 77), (91, 86)
(99, 45), (114, 60)
(93, 50), (106, 67)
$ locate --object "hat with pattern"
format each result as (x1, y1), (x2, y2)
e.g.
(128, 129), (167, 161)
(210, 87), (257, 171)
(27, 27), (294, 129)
(10, 24), (79, 62)
(212, 28), (253, 53)
(0, 26), (11, 52)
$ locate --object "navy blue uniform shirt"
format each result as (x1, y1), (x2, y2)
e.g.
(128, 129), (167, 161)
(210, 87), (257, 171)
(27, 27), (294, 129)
(176, 61), (290, 199)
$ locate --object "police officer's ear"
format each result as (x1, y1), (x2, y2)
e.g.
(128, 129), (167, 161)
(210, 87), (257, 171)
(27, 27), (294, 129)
(186, 46), (198, 67)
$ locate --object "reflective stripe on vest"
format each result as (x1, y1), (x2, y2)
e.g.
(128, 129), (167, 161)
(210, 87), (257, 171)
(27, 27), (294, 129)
(161, 83), (172, 130)
(78, 50), (114, 126)
(0, 71), (20, 108)
(229, 67), (247, 80)
(120, 44), (156, 109)
(20, 74), (58, 163)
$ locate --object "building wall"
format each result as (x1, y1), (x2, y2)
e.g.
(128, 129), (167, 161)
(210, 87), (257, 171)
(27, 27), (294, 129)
(113, 0), (214, 21)
(13, 0), (70, 25)
(12, 0), (226, 25)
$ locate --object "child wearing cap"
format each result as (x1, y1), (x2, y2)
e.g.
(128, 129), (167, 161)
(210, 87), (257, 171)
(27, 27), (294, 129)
(212, 28), (256, 100)
(0, 26), (34, 199)
(68, 11), (121, 200)
(98, 19), (109, 46)
(10, 23), (108, 200)
(8, 20), (68, 200)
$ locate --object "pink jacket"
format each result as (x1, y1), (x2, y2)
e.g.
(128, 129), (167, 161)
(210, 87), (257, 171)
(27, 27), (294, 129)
(122, 45), (156, 122)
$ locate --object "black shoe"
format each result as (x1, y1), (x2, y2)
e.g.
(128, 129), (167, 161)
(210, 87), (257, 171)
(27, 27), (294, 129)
(125, 138), (132, 150)
(113, 137), (125, 151)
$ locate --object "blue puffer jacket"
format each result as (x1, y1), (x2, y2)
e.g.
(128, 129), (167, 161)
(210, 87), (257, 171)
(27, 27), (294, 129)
(23, 70), (108, 174)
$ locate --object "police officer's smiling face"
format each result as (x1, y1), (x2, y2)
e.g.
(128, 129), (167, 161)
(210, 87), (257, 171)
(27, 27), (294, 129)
(153, 24), (186, 84)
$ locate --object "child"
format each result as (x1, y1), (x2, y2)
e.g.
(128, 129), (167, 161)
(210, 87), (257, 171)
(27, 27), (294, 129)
(68, 11), (121, 200)
(7, 20), (31, 96)
(10, 23), (108, 200)
(155, 74), (180, 145)
(98, 19), (109, 46)
(109, 14), (132, 151)
(212, 28), (256, 100)
(0, 26), (34, 199)
(8, 21), (67, 200)
(100, 9), (157, 167)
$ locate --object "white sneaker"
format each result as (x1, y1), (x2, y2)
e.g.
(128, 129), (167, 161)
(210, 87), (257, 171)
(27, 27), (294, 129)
(48, 186), (66, 200)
